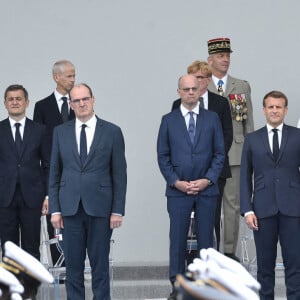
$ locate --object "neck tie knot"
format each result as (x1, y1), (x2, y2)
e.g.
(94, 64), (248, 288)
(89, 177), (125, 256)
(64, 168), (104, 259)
(61, 97), (69, 123)
(217, 80), (224, 96)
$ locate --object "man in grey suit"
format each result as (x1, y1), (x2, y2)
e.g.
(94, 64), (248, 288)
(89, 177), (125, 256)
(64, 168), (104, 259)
(49, 83), (127, 300)
(207, 38), (254, 261)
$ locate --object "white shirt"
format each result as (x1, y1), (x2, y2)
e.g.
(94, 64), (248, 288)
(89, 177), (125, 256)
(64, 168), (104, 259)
(297, 118), (300, 128)
(9, 117), (26, 140)
(75, 115), (97, 155)
(266, 123), (283, 152)
(201, 91), (209, 110)
(245, 122), (283, 217)
(212, 74), (228, 92)
(54, 90), (70, 113)
(180, 102), (200, 129)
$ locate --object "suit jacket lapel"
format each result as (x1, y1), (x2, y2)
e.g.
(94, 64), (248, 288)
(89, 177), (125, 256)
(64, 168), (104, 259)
(194, 107), (204, 146)
(207, 91), (216, 110)
(49, 94), (63, 124)
(260, 126), (273, 159)
(20, 118), (33, 159)
(66, 120), (81, 166)
(3, 118), (17, 156)
(177, 110), (194, 146)
(83, 118), (103, 167)
(225, 75), (235, 97)
(278, 124), (288, 162)
(208, 81), (218, 95)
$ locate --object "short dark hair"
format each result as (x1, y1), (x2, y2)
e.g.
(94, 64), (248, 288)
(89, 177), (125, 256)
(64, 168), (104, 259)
(4, 84), (28, 100)
(263, 90), (288, 107)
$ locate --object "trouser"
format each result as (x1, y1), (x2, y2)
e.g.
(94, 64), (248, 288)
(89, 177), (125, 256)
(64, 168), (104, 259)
(223, 165), (240, 253)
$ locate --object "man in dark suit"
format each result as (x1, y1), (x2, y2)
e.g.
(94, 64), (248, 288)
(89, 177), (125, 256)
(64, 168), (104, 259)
(157, 75), (225, 300)
(172, 61), (233, 251)
(240, 90), (300, 299)
(49, 83), (127, 300)
(0, 84), (49, 260)
(33, 60), (75, 265)
(33, 60), (75, 136)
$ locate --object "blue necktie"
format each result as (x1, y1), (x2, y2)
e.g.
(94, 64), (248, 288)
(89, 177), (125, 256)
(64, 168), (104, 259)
(217, 79), (224, 96)
(272, 128), (279, 160)
(15, 123), (22, 157)
(61, 97), (69, 123)
(80, 124), (87, 165)
(188, 112), (195, 143)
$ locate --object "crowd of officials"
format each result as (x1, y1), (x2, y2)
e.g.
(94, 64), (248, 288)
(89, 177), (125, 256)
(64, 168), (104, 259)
(0, 37), (299, 300)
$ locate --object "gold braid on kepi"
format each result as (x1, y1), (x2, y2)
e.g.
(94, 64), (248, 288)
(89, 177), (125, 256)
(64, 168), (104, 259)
(3, 241), (54, 299)
(207, 37), (233, 55)
(205, 278), (230, 293)
(0, 265), (24, 298)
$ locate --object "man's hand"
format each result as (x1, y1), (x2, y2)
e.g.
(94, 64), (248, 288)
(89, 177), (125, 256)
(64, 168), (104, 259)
(245, 213), (258, 231)
(174, 180), (197, 195)
(51, 214), (64, 229)
(42, 197), (48, 215)
(110, 215), (123, 230)
(189, 179), (210, 193)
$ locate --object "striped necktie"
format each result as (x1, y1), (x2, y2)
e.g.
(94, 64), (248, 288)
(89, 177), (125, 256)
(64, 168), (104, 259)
(217, 80), (224, 96)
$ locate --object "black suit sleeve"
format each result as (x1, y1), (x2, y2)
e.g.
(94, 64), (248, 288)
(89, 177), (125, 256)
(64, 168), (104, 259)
(171, 99), (181, 111)
(220, 99), (233, 154)
(39, 125), (51, 194)
(33, 102), (43, 124)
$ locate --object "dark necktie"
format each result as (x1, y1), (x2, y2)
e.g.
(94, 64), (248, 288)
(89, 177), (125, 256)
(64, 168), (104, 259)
(272, 128), (279, 160)
(80, 124), (87, 165)
(217, 79), (224, 96)
(199, 97), (204, 109)
(61, 97), (69, 123)
(188, 112), (195, 144)
(15, 123), (22, 157)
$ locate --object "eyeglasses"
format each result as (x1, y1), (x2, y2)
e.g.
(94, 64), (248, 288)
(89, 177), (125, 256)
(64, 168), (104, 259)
(195, 75), (209, 79)
(180, 87), (199, 93)
(70, 97), (91, 104)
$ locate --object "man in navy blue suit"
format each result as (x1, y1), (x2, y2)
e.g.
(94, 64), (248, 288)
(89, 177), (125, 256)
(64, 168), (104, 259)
(172, 60), (233, 252)
(0, 84), (49, 260)
(240, 91), (300, 299)
(157, 75), (225, 300)
(49, 83), (127, 300)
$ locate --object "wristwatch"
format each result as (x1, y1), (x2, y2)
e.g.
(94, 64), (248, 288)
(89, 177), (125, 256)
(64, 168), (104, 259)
(207, 179), (213, 186)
